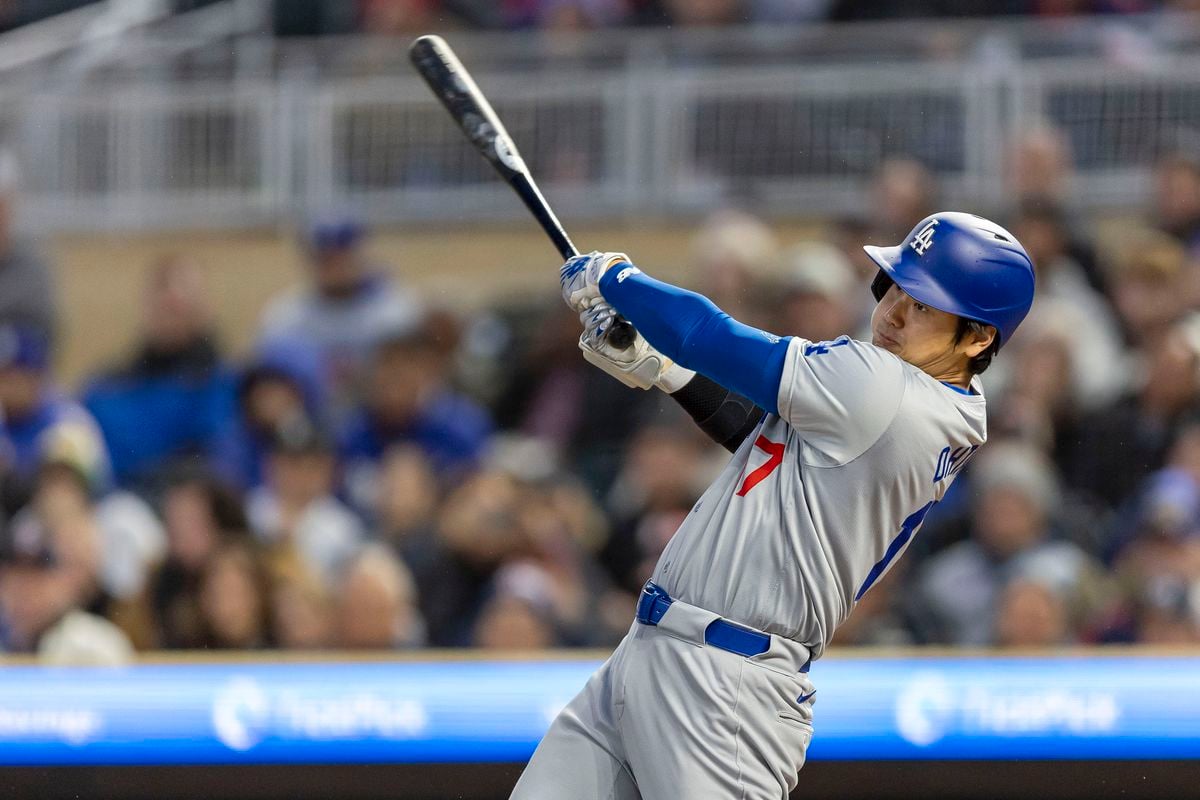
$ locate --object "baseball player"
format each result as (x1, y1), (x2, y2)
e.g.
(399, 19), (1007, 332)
(510, 212), (1035, 799)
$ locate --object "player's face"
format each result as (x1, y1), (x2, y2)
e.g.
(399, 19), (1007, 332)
(870, 284), (991, 378)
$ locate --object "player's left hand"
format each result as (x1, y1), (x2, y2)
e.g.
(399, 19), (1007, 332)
(560, 250), (630, 312)
(578, 299), (694, 392)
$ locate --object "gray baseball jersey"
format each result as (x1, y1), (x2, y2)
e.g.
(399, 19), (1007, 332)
(651, 335), (986, 659)
(511, 334), (989, 800)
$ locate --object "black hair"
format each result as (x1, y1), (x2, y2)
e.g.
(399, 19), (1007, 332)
(955, 318), (1000, 375)
(372, 325), (441, 362)
(158, 464), (250, 535)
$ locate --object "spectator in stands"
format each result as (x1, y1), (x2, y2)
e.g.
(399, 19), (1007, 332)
(1064, 315), (1200, 513)
(1105, 417), (1200, 563)
(0, 324), (111, 496)
(1134, 576), (1200, 643)
(258, 214), (423, 419)
(690, 210), (779, 326)
(334, 544), (425, 648)
(831, 563), (914, 647)
(600, 420), (718, 594)
(869, 157), (938, 244)
(989, 316), (1092, 490)
(372, 444), (440, 570)
(1107, 228), (1191, 351)
(1007, 197), (1127, 410)
(1008, 126), (1075, 208)
(473, 560), (561, 649)
(211, 337), (325, 490)
(32, 424), (167, 650)
(247, 415), (364, 591)
(993, 577), (1072, 647)
(270, 559), (334, 650)
(490, 301), (661, 493)
(770, 241), (859, 344)
(1005, 125), (1106, 295)
(418, 468), (534, 645)
(197, 540), (272, 649)
(911, 441), (1103, 646)
(828, 215), (888, 331)
(339, 326), (491, 510)
(37, 610), (135, 666)
(0, 449), (105, 652)
(1151, 149), (1200, 254)
(82, 255), (235, 489)
(502, 465), (614, 645)
(0, 149), (56, 347)
(152, 470), (249, 649)
(1101, 431), (1200, 643)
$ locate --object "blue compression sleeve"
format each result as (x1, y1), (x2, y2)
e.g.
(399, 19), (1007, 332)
(599, 265), (790, 415)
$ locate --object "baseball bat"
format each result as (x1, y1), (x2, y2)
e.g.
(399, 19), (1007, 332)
(409, 34), (636, 350)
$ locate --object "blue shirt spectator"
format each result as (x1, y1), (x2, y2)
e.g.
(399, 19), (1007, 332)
(81, 256), (236, 488)
(0, 324), (111, 491)
(339, 328), (491, 515)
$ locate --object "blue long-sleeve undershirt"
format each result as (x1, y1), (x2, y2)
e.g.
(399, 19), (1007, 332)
(599, 265), (791, 415)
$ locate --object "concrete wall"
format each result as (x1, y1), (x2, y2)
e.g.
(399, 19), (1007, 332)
(48, 219), (825, 387)
(46, 213), (1138, 388)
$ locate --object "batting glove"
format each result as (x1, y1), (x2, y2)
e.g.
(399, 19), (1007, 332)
(560, 251), (631, 313)
(578, 300), (694, 393)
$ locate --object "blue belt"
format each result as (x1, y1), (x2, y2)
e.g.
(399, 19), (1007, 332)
(637, 582), (775, 660)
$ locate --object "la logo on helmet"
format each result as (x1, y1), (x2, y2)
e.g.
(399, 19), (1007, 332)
(910, 219), (939, 256)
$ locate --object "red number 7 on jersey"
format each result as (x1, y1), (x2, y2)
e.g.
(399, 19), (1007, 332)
(736, 435), (785, 497)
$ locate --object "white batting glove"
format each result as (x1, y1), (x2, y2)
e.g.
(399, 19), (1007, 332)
(578, 300), (695, 393)
(559, 251), (631, 312)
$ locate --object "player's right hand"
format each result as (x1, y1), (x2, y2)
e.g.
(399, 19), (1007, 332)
(559, 250), (629, 312)
(578, 299), (695, 393)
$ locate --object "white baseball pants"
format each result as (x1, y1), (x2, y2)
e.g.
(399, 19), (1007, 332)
(510, 597), (815, 799)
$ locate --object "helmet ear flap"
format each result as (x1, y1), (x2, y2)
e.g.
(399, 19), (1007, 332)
(871, 270), (894, 303)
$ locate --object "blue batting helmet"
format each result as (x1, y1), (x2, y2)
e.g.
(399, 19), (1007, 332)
(864, 212), (1035, 348)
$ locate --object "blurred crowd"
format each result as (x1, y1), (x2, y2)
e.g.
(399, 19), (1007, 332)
(2, 122), (1200, 663)
(5, 0), (1200, 36)
(271, 0), (1200, 35)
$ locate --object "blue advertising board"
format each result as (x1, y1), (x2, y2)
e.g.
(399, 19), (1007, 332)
(0, 654), (1196, 766)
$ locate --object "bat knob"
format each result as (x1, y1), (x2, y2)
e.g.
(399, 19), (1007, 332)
(607, 319), (637, 351)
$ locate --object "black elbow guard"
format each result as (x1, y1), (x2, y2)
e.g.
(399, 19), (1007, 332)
(672, 374), (765, 453)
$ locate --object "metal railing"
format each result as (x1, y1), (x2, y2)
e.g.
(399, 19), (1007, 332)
(6, 17), (1200, 232)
